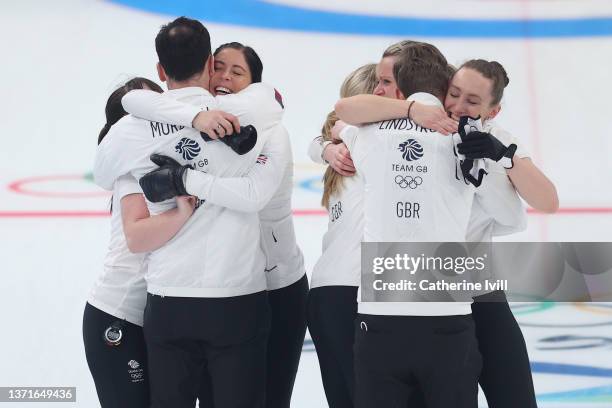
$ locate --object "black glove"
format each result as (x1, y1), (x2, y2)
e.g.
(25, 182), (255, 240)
(139, 154), (191, 202)
(455, 116), (487, 187)
(201, 124), (257, 155)
(457, 129), (517, 165)
(459, 158), (486, 187)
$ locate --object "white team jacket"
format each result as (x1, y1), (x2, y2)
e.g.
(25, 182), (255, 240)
(308, 113), (527, 290)
(94, 85), (286, 297)
(88, 175), (147, 326)
(341, 92), (518, 316)
(120, 86), (305, 290)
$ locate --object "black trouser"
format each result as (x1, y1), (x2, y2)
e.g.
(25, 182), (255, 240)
(353, 314), (481, 408)
(266, 274), (309, 408)
(472, 290), (538, 408)
(82, 302), (150, 408)
(144, 291), (270, 408)
(307, 286), (358, 408)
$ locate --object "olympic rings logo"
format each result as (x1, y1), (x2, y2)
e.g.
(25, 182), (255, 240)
(394, 175), (423, 189)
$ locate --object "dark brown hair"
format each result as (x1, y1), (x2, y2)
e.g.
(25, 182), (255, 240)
(214, 42), (263, 83)
(382, 40), (418, 58)
(99, 77), (163, 213)
(155, 17), (211, 82)
(395, 42), (447, 67)
(394, 57), (451, 100)
(459, 59), (510, 106)
(98, 77), (163, 145)
(391, 42), (450, 99)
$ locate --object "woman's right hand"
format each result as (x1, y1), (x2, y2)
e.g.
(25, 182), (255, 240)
(410, 103), (458, 135)
(322, 143), (355, 176)
(176, 195), (197, 217)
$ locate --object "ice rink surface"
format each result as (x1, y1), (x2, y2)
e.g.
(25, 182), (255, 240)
(0, 0), (611, 406)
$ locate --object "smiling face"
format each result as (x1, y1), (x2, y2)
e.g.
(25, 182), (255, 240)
(209, 47), (252, 95)
(444, 67), (500, 121)
(373, 56), (400, 98)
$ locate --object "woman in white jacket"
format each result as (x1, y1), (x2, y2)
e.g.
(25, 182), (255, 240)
(83, 77), (198, 408)
(307, 63), (378, 408)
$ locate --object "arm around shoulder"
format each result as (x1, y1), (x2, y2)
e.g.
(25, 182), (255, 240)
(335, 95), (456, 134)
(122, 89), (202, 128)
(217, 83), (284, 129)
(335, 95), (407, 125)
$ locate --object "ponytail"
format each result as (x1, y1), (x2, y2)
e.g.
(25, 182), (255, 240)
(320, 111), (344, 209)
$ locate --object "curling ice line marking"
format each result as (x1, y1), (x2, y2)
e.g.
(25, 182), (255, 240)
(110, 0), (612, 38)
(0, 207), (611, 218)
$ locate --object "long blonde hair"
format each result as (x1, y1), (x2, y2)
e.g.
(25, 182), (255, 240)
(321, 63), (377, 208)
